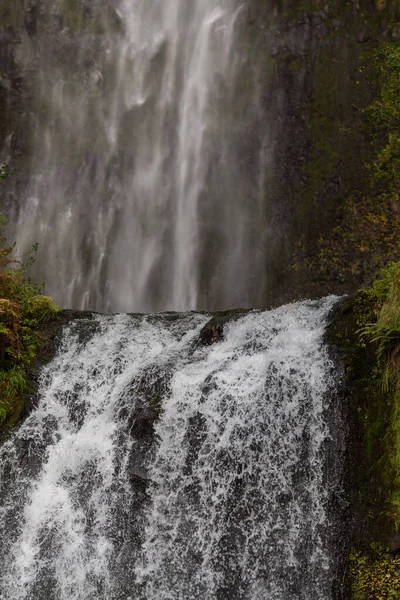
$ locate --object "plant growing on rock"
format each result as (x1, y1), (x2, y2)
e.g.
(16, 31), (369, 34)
(352, 549), (400, 600)
(0, 168), (59, 428)
(295, 40), (400, 289)
(347, 262), (400, 598)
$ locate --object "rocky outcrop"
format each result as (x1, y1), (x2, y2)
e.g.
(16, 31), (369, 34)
(326, 293), (400, 597)
(247, 0), (400, 305)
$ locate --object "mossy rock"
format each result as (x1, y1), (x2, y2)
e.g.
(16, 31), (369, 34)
(327, 284), (400, 597)
(0, 0), (24, 31)
(197, 309), (252, 347)
(351, 549), (400, 600)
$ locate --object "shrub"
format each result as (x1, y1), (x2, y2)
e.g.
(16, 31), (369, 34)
(0, 168), (59, 429)
(352, 549), (400, 600)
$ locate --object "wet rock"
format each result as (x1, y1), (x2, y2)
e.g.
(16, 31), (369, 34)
(197, 308), (251, 346)
(198, 320), (224, 346)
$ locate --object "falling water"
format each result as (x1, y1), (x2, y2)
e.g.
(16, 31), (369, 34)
(6, 0), (272, 312)
(0, 297), (345, 599)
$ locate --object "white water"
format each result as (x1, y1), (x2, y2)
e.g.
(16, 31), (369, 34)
(0, 297), (344, 599)
(7, 0), (272, 312)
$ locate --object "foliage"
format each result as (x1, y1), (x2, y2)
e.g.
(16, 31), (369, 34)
(359, 263), (400, 526)
(335, 264), (400, 598)
(361, 263), (400, 383)
(367, 43), (400, 187)
(0, 165), (59, 429)
(351, 549), (400, 600)
(295, 39), (400, 286)
(328, 267), (400, 597)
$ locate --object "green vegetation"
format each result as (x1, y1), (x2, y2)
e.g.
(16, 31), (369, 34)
(0, 165), (58, 430)
(293, 35), (400, 293)
(351, 549), (400, 600)
(362, 264), (400, 400)
(334, 262), (400, 598)
(292, 27), (400, 596)
(361, 263), (400, 521)
(327, 260), (400, 597)
(319, 40), (400, 283)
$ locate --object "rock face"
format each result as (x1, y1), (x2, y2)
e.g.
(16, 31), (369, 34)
(326, 294), (400, 596)
(0, 0), (399, 310)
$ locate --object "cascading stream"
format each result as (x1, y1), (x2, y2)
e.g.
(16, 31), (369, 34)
(0, 297), (344, 600)
(6, 0), (273, 313)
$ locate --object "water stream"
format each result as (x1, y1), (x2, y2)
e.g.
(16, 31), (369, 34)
(0, 297), (344, 599)
(9, 0), (272, 312)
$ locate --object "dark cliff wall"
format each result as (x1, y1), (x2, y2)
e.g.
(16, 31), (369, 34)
(0, 0), (113, 208)
(0, 0), (399, 306)
(327, 286), (400, 599)
(247, 0), (400, 305)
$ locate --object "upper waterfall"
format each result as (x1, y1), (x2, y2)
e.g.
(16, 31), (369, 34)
(0, 297), (344, 599)
(5, 0), (273, 313)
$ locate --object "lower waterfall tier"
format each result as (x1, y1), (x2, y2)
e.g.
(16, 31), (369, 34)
(0, 297), (344, 600)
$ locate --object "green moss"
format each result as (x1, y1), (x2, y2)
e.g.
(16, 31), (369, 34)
(289, 58), (303, 72)
(293, 33), (400, 291)
(0, 0), (24, 31)
(329, 263), (400, 596)
(148, 393), (163, 416)
(299, 46), (342, 219)
(289, 4), (395, 253)
(351, 549), (400, 599)
(360, 263), (400, 524)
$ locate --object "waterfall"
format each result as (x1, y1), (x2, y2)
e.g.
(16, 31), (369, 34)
(7, 0), (273, 313)
(0, 297), (345, 600)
